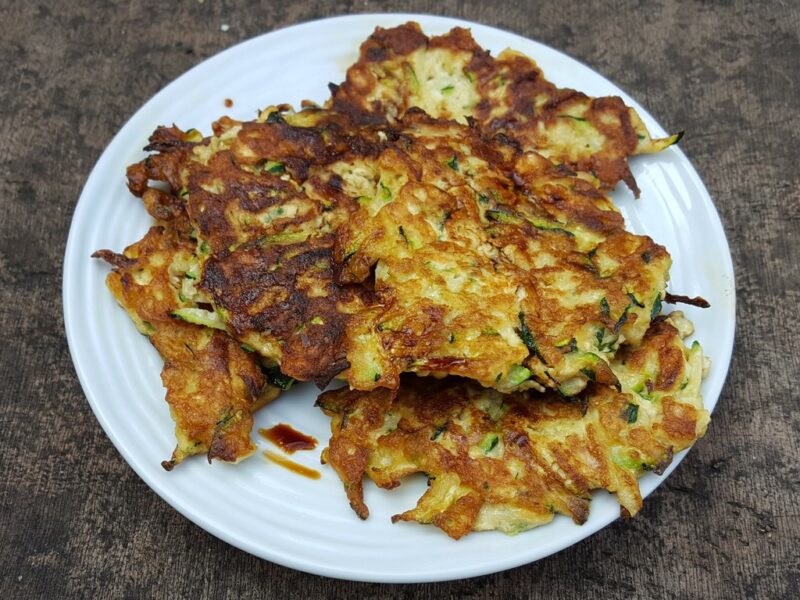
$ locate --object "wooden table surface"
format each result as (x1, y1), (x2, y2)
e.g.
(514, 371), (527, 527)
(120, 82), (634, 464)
(2, 1), (797, 597)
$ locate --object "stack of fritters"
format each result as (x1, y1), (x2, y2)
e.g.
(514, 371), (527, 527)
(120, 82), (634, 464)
(95, 23), (709, 538)
(318, 312), (708, 538)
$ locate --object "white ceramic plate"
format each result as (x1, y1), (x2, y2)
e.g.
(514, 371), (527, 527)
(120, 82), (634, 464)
(63, 14), (735, 583)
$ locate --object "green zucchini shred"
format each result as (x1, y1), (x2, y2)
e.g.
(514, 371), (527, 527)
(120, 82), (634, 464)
(170, 307), (227, 331)
(651, 293), (663, 319)
(266, 367), (296, 390)
(506, 364), (531, 387)
(600, 297), (611, 317)
(517, 312), (547, 363)
(622, 403), (639, 424)
(627, 292), (645, 308)
(479, 433), (499, 454)
(430, 423), (448, 441)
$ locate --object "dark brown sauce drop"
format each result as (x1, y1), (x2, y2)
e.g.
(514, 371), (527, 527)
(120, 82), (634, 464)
(262, 450), (320, 479)
(224, 98), (233, 108)
(259, 424), (317, 454)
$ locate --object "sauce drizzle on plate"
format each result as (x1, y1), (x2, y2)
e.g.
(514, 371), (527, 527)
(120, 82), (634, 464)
(259, 424), (321, 479)
(262, 450), (320, 479)
(259, 423), (317, 454)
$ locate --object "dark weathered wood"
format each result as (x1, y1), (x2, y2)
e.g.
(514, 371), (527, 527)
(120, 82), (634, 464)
(1, 0), (797, 597)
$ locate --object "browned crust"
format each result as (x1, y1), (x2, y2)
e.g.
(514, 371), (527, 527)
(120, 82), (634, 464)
(155, 322), (266, 468)
(318, 319), (707, 539)
(329, 22), (660, 194)
(94, 225), (270, 468)
(201, 237), (355, 387)
(127, 125), (201, 197)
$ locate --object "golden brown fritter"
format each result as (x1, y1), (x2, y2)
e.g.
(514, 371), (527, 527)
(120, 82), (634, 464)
(333, 111), (670, 393)
(93, 225), (279, 468)
(154, 321), (276, 470)
(318, 313), (709, 539)
(126, 125), (204, 233)
(329, 22), (681, 195)
(117, 24), (680, 395)
(174, 110), (381, 386)
(123, 104), (669, 394)
(91, 22), (709, 547)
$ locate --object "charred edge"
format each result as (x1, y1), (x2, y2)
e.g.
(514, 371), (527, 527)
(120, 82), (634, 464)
(664, 292), (710, 308)
(91, 249), (136, 270)
(652, 447), (674, 475)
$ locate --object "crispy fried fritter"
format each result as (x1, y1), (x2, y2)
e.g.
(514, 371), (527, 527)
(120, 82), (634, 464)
(329, 22), (680, 195)
(318, 313), (709, 539)
(127, 126), (203, 191)
(178, 110), (379, 386)
(154, 321), (275, 470)
(333, 111), (670, 393)
(93, 226), (279, 468)
(125, 103), (669, 394)
(119, 24), (678, 394)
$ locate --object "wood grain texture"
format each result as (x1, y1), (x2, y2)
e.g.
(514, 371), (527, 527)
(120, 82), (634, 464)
(1, 0), (797, 597)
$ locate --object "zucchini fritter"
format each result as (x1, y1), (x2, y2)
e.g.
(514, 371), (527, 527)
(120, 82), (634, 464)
(318, 313), (709, 539)
(118, 23), (680, 398)
(93, 226), (279, 469)
(174, 110), (377, 386)
(334, 110), (670, 393)
(125, 106), (669, 394)
(329, 22), (680, 195)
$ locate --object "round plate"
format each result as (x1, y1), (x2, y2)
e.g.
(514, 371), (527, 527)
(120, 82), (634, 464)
(63, 13), (735, 583)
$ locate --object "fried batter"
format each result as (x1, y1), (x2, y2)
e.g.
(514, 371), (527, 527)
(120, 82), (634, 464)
(176, 110), (379, 386)
(333, 111), (670, 393)
(124, 105), (669, 394)
(329, 22), (681, 195)
(318, 313), (709, 539)
(117, 24), (679, 398)
(93, 225), (279, 468)
(94, 23), (709, 542)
